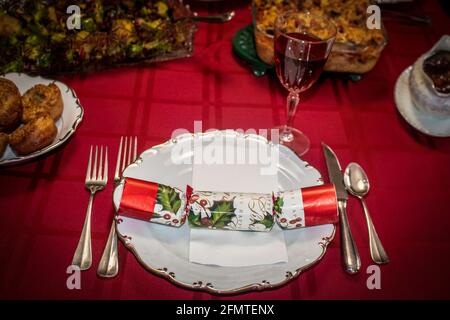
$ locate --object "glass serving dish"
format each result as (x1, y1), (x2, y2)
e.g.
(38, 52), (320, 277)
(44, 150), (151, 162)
(0, 0), (197, 75)
(252, 0), (388, 74)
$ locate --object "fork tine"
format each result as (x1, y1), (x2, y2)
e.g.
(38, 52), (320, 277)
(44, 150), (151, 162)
(133, 136), (137, 161)
(103, 147), (108, 183)
(127, 136), (132, 166)
(98, 146), (103, 181)
(93, 146), (98, 181)
(85, 145), (93, 182)
(114, 136), (123, 181)
(121, 137), (128, 173)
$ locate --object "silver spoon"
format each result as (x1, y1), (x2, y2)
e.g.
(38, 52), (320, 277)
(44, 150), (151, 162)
(343, 163), (389, 265)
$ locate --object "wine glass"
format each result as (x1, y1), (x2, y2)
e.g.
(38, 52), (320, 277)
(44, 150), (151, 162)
(272, 11), (336, 156)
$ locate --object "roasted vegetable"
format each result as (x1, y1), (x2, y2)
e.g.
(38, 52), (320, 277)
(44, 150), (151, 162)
(0, 11), (21, 37)
(0, 0), (193, 74)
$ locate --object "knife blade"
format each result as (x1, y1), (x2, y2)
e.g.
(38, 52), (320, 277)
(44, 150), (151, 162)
(322, 144), (348, 201)
(322, 143), (361, 274)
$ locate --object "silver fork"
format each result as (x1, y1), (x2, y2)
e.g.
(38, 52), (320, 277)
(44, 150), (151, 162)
(72, 145), (108, 270)
(97, 136), (137, 278)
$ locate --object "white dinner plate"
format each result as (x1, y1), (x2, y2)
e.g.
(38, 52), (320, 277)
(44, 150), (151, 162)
(394, 66), (450, 137)
(0, 73), (84, 166)
(113, 130), (335, 294)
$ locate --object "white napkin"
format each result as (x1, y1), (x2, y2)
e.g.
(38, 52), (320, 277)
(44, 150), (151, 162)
(189, 136), (288, 267)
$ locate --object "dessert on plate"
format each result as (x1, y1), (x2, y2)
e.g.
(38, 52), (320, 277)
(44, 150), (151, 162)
(0, 76), (65, 157)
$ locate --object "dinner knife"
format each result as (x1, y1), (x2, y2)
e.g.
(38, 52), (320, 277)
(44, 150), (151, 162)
(322, 143), (361, 274)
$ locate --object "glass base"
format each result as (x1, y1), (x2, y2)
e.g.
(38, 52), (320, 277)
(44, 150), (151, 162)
(269, 125), (310, 156)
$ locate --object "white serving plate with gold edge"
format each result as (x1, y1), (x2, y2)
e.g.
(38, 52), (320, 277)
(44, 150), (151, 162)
(0, 73), (84, 166)
(112, 130), (335, 294)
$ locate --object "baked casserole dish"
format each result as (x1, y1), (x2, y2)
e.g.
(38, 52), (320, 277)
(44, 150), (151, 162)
(253, 0), (388, 74)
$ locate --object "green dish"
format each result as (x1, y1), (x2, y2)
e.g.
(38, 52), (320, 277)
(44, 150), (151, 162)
(232, 24), (273, 77)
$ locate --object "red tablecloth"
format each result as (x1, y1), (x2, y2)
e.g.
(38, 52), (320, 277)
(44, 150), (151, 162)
(1, 1), (450, 300)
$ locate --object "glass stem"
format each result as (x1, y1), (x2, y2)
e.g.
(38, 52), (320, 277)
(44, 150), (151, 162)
(281, 91), (300, 142)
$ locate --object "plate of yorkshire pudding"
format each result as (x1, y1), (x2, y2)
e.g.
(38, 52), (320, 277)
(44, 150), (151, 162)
(0, 73), (83, 166)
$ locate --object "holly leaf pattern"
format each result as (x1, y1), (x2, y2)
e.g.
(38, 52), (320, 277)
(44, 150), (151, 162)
(251, 212), (274, 229)
(188, 208), (202, 227)
(156, 184), (182, 213)
(210, 199), (236, 229)
(273, 196), (284, 215)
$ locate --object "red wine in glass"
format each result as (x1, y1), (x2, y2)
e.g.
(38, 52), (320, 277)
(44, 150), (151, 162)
(274, 32), (329, 92)
(270, 12), (335, 156)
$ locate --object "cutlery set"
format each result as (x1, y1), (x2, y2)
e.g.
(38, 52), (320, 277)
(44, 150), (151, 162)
(72, 137), (387, 278)
(72, 137), (138, 277)
(322, 143), (389, 274)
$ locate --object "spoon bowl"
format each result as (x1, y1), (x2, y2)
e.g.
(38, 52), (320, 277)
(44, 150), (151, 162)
(343, 162), (370, 198)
